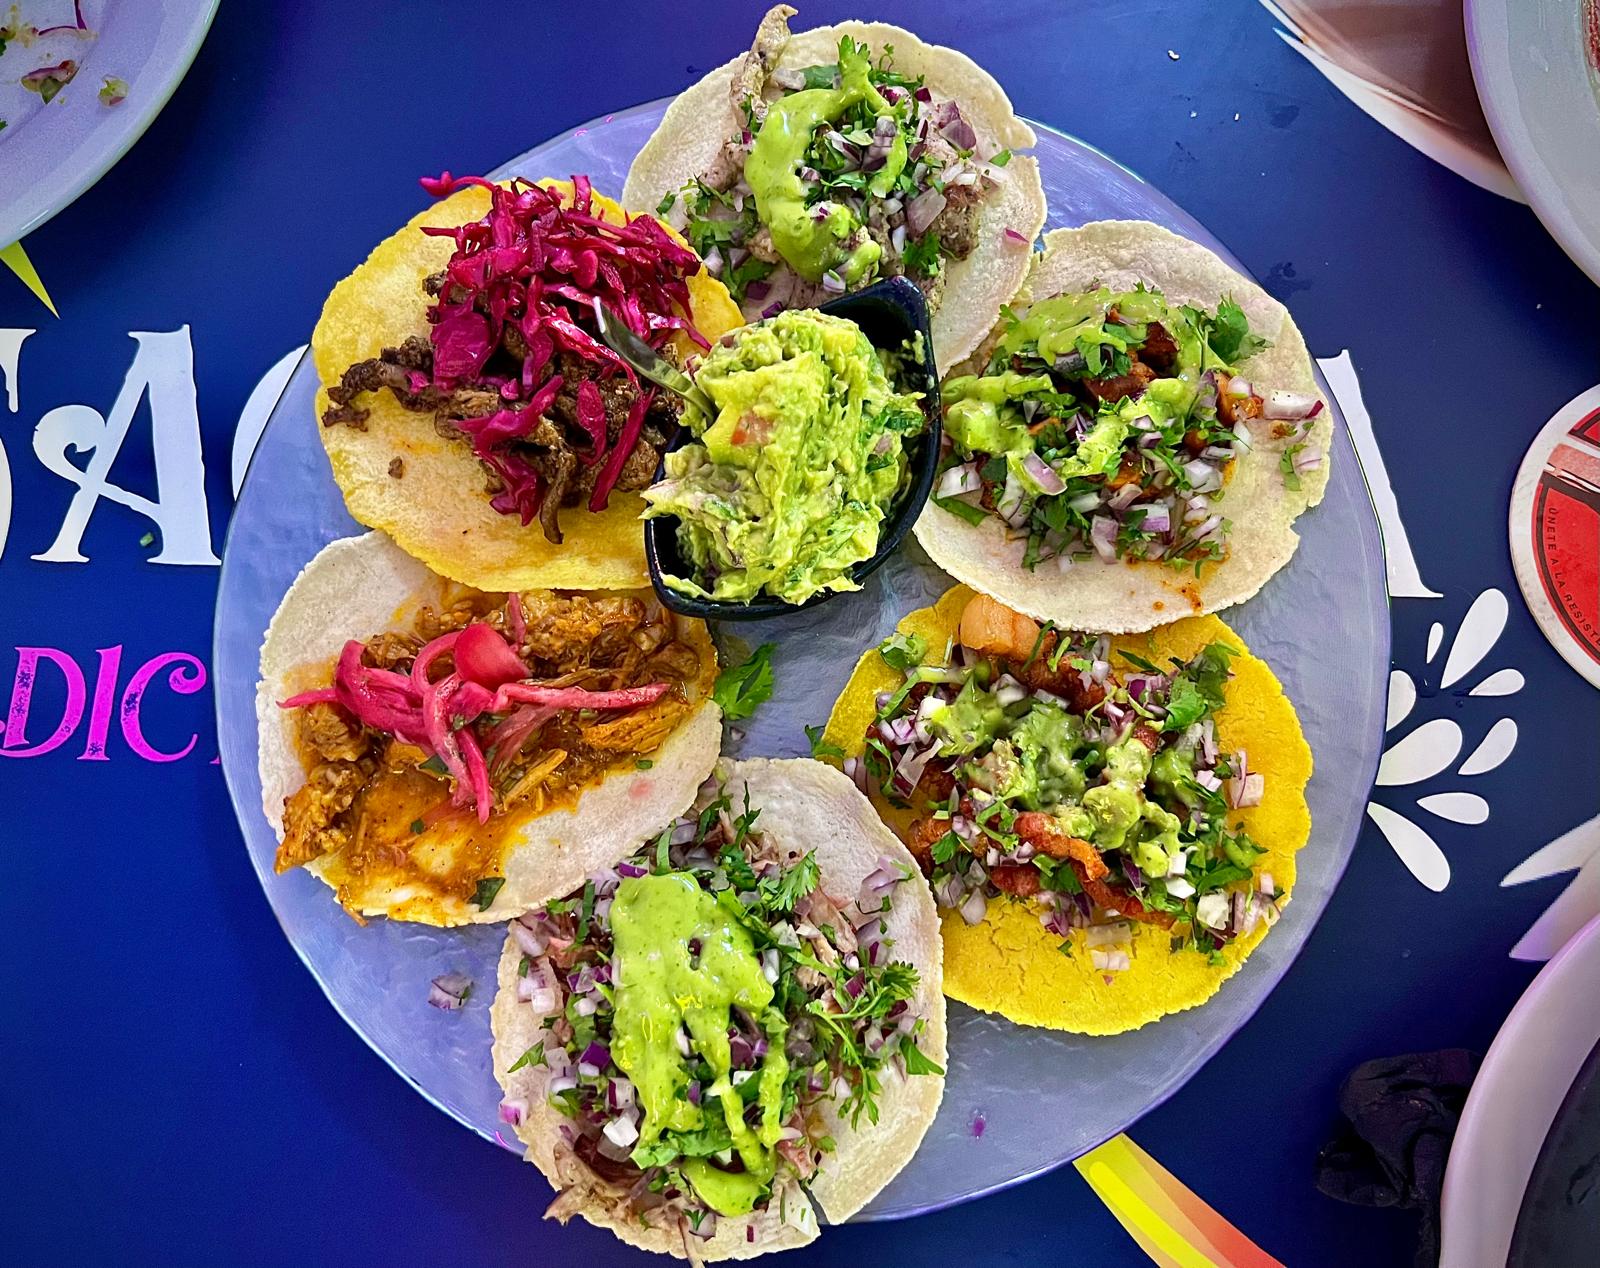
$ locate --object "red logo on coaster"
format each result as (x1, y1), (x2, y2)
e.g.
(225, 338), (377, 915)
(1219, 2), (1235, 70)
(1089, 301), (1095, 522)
(1512, 390), (1600, 688)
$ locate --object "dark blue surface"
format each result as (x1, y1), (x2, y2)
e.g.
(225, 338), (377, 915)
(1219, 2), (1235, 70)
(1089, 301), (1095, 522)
(3, 2), (1598, 1264)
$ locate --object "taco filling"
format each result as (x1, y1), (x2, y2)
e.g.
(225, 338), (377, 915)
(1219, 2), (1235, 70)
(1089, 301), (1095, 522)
(851, 592), (1284, 966)
(932, 285), (1324, 573)
(642, 308), (926, 606)
(321, 175), (708, 545)
(274, 587), (713, 914)
(656, 6), (1017, 316)
(499, 772), (941, 1243)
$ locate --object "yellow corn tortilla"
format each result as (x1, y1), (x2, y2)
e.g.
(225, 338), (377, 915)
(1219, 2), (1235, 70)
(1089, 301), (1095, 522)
(621, 8), (1047, 374)
(822, 584), (1313, 1034)
(914, 220), (1333, 633)
(312, 180), (744, 593)
(490, 758), (946, 1258)
(256, 530), (723, 925)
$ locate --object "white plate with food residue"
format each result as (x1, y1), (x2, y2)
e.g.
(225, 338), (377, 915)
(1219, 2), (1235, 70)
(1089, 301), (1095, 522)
(0, 0), (218, 248)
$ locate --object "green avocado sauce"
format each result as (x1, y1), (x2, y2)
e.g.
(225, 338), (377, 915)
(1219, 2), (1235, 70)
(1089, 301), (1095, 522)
(744, 40), (898, 282)
(642, 309), (924, 606)
(609, 873), (789, 1217)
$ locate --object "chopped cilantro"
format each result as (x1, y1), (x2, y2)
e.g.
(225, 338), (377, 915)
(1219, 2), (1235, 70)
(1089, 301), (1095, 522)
(713, 642), (776, 721)
(576, 879), (597, 941)
(932, 494), (988, 526)
(900, 1037), (944, 1076)
(878, 631), (928, 672)
(902, 229), (942, 276)
(989, 149), (1012, 166)
(409, 819), (426, 835)
(139, 531), (155, 547)
(472, 876), (506, 909)
(805, 723), (845, 760)
(507, 1041), (548, 1072)
(635, 758), (654, 770)
(761, 850), (820, 914)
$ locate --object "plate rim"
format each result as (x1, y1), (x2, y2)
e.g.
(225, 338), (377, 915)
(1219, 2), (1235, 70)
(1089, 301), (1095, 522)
(1465, 0), (1600, 286)
(1440, 914), (1600, 1265)
(213, 96), (1391, 1222)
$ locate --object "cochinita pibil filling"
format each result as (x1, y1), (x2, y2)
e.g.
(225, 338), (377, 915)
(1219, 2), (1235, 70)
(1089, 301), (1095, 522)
(849, 594), (1285, 974)
(275, 589), (708, 912)
(658, 8), (1014, 314)
(322, 175), (708, 544)
(500, 774), (942, 1247)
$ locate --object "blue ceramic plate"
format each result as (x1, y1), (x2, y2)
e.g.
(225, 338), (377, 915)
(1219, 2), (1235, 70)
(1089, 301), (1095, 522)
(0, 0), (219, 248)
(214, 101), (1390, 1221)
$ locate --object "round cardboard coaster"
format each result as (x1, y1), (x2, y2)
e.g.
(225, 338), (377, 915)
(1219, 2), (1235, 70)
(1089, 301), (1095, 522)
(1510, 385), (1600, 690)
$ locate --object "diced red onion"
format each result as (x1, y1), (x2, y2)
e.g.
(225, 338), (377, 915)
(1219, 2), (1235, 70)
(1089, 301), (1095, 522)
(1090, 515), (1118, 562)
(603, 1114), (640, 1149)
(1135, 502), (1171, 534)
(1021, 451), (1065, 495)
(905, 187), (947, 236)
(1263, 390), (1320, 420)
(498, 1098), (528, 1126)
(937, 462), (981, 498)
(958, 888), (989, 926)
(1222, 377), (1252, 400)
(1068, 489), (1102, 514)
(1107, 482), (1142, 513)
(1001, 227), (1028, 251)
(1227, 771), (1265, 809)
(820, 269), (846, 295)
(1293, 446), (1324, 475)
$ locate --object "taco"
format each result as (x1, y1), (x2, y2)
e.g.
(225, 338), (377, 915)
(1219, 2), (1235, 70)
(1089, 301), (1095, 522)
(623, 6), (1046, 373)
(312, 175), (743, 593)
(915, 219), (1332, 633)
(822, 585), (1312, 1034)
(257, 531), (722, 925)
(491, 758), (945, 1259)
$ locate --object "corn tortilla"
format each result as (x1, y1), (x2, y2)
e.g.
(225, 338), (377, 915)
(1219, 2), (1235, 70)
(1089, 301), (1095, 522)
(914, 220), (1333, 633)
(256, 530), (723, 925)
(822, 584), (1313, 1034)
(621, 13), (1046, 374)
(311, 181), (744, 593)
(490, 758), (946, 1256)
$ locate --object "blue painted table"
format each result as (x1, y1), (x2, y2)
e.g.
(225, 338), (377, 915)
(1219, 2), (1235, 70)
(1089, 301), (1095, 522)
(4, 2), (1597, 1263)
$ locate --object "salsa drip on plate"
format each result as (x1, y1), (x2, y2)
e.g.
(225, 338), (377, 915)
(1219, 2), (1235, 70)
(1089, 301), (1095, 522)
(851, 593), (1284, 968)
(500, 773), (940, 1244)
(933, 286), (1323, 573)
(322, 175), (708, 544)
(275, 588), (710, 915)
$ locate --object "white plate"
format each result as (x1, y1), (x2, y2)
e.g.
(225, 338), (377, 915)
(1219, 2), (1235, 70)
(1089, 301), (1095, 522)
(0, 0), (219, 248)
(1439, 914), (1600, 1266)
(1466, 0), (1600, 285)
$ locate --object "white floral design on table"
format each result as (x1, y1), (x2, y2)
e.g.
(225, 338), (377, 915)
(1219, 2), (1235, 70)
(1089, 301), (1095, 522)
(1501, 816), (1600, 961)
(1365, 589), (1522, 892)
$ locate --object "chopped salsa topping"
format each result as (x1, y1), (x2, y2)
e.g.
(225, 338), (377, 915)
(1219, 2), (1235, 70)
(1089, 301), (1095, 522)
(850, 593), (1283, 968)
(506, 771), (938, 1244)
(934, 286), (1322, 573)
(660, 9), (1011, 316)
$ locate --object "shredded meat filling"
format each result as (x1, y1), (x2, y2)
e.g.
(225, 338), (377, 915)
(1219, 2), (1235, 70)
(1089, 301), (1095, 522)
(323, 338), (679, 545)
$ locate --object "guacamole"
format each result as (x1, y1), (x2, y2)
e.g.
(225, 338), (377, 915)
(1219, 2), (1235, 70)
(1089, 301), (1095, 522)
(643, 309), (925, 606)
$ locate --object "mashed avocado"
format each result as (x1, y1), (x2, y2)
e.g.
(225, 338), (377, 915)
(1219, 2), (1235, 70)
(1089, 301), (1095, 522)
(643, 310), (924, 606)
(609, 873), (789, 1217)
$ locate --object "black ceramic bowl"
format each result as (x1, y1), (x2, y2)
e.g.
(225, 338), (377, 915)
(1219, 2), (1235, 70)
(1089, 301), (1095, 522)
(644, 275), (942, 622)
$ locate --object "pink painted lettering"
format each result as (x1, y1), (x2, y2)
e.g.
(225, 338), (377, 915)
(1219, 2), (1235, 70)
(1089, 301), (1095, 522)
(119, 651), (207, 762)
(1, 647), (88, 757)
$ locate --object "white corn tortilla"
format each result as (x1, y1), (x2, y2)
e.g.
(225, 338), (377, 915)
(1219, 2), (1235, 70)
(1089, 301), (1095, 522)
(256, 530), (721, 925)
(490, 757), (946, 1258)
(915, 219), (1333, 633)
(622, 10), (1047, 374)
